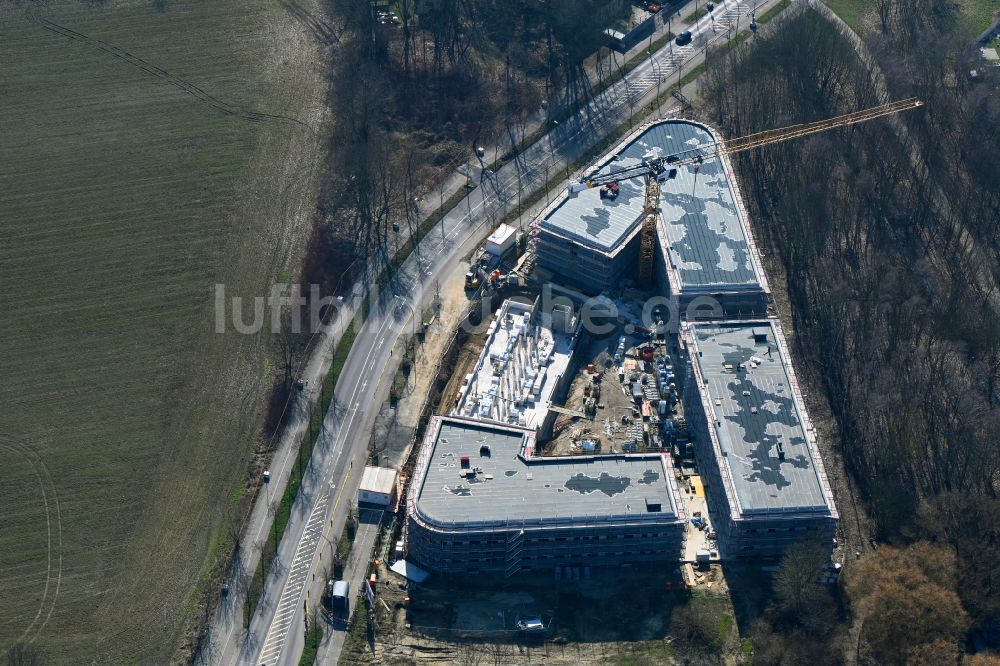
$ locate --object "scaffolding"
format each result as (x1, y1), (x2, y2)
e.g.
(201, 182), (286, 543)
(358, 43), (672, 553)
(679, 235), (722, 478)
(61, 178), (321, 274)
(405, 416), (689, 574)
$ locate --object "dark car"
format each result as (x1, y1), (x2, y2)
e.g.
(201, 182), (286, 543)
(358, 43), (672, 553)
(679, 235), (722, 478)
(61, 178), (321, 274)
(675, 30), (693, 46)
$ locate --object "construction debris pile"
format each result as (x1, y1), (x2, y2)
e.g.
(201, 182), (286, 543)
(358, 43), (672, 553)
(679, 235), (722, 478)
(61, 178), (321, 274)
(614, 335), (686, 453)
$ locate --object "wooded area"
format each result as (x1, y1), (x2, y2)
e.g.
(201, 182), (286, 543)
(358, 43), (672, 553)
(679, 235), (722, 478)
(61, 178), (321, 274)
(306, 0), (633, 294)
(701, 4), (1000, 661)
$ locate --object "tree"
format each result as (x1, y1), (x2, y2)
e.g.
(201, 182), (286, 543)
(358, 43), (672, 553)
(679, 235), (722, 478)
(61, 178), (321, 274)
(772, 541), (831, 630)
(670, 602), (724, 653)
(905, 639), (960, 666)
(748, 619), (841, 666)
(918, 493), (1000, 622)
(457, 642), (484, 666)
(873, 0), (893, 33)
(846, 544), (969, 665)
(484, 642), (511, 666)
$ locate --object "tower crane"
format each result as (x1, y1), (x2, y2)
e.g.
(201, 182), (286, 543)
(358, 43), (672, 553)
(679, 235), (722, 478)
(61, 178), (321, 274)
(567, 98), (925, 286)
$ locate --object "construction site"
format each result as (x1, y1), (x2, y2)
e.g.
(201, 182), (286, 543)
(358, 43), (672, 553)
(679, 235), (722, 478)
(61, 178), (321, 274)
(397, 100), (922, 584)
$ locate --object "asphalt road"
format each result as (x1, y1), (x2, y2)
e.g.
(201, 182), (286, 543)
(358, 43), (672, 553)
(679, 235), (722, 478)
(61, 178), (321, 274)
(200, 2), (776, 664)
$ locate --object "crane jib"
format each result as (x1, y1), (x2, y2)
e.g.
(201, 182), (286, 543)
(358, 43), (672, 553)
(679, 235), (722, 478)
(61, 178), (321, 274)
(568, 98), (922, 194)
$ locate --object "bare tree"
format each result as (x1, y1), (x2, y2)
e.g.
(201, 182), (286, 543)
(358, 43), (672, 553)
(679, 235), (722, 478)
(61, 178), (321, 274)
(484, 642), (511, 666)
(457, 641), (484, 666)
(873, 0), (893, 33)
(773, 541), (834, 632)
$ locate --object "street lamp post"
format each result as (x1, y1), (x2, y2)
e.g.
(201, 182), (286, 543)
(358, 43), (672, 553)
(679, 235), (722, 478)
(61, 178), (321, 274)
(317, 529), (336, 576)
(543, 161), (550, 204)
(439, 180), (445, 241)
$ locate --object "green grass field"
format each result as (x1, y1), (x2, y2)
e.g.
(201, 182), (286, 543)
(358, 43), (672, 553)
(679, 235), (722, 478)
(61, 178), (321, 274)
(825, 0), (999, 34)
(823, 0), (863, 30)
(961, 0), (1000, 36)
(0, 1), (326, 661)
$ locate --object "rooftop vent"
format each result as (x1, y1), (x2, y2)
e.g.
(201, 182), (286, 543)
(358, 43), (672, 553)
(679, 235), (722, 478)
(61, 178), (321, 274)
(753, 329), (768, 344)
(645, 497), (662, 512)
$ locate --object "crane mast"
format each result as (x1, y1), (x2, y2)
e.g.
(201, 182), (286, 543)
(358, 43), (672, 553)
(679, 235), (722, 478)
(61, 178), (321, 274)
(567, 98), (924, 286)
(638, 179), (660, 285)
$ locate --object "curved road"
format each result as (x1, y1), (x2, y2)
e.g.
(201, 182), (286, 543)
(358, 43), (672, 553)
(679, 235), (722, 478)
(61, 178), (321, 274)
(199, 2), (776, 664)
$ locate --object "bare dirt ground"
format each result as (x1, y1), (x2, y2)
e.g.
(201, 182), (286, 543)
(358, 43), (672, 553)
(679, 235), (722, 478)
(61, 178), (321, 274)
(343, 561), (738, 666)
(372, 259), (478, 470)
(545, 331), (686, 458)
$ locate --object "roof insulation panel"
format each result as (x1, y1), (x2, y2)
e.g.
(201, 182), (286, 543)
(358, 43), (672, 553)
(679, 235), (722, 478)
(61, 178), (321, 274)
(687, 320), (834, 515)
(540, 120), (765, 290)
(415, 418), (683, 528)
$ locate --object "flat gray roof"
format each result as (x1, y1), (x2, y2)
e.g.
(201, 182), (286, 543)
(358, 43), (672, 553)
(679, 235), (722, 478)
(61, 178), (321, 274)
(688, 321), (832, 515)
(415, 418), (683, 528)
(540, 120), (764, 289)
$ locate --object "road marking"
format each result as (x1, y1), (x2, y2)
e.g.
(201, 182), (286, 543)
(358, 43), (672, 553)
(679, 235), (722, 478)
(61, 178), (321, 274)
(241, 3), (765, 661)
(255, 492), (328, 665)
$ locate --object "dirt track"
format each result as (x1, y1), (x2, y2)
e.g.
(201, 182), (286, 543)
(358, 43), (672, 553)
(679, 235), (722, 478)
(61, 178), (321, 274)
(0, 0), (334, 661)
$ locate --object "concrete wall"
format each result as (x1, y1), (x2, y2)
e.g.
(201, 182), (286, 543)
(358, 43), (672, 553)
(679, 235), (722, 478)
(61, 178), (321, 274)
(537, 229), (640, 294)
(358, 489), (392, 507)
(407, 516), (685, 575)
(683, 350), (836, 559)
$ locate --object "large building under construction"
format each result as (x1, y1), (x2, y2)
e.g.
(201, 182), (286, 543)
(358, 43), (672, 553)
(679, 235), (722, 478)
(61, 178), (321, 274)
(535, 119), (770, 318)
(406, 415), (687, 575)
(680, 319), (838, 557)
(406, 296), (688, 574)
(404, 114), (849, 572)
(451, 297), (578, 440)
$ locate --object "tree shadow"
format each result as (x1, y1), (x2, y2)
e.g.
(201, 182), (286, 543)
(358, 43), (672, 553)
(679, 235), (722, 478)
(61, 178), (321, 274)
(720, 561), (773, 636)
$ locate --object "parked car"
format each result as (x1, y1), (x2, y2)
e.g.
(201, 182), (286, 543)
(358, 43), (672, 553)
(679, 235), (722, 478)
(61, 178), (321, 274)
(517, 618), (545, 633)
(675, 30), (693, 46)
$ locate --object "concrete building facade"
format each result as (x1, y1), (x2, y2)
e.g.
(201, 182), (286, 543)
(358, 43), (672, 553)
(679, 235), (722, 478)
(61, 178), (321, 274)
(406, 416), (687, 576)
(452, 297), (579, 440)
(535, 118), (769, 318)
(680, 319), (838, 557)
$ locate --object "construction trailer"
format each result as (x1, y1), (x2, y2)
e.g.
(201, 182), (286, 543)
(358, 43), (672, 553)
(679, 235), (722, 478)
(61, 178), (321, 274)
(358, 466), (398, 508)
(486, 223), (518, 257)
(406, 416), (687, 576)
(680, 319), (838, 557)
